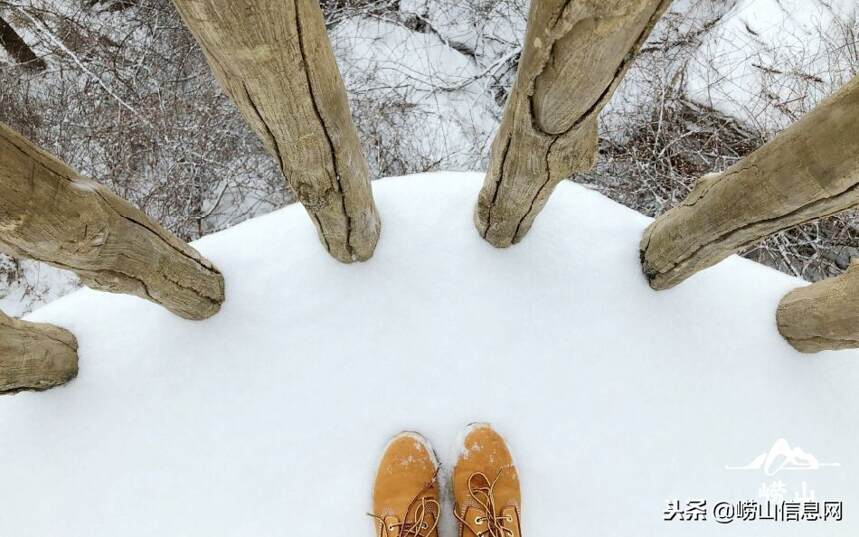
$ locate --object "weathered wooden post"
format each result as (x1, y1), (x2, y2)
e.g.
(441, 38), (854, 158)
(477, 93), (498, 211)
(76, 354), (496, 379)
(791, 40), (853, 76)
(171, 0), (381, 262)
(777, 261), (859, 353)
(0, 310), (78, 394)
(0, 123), (225, 320)
(641, 75), (859, 290)
(475, 0), (672, 247)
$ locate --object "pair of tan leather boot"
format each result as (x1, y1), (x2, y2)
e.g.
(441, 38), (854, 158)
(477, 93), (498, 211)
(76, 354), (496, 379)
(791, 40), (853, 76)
(370, 424), (521, 537)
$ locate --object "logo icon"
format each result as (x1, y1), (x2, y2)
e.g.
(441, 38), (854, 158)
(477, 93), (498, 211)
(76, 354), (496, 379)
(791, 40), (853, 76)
(726, 439), (841, 477)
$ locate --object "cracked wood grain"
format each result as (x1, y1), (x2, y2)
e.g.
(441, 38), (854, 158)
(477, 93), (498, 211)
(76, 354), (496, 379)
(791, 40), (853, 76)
(777, 260), (859, 353)
(0, 123), (225, 320)
(641, 75), (859, 290)
(172, 0), (380, 262)
(475, 0), (672, 247)
(0, 310), (78, 394)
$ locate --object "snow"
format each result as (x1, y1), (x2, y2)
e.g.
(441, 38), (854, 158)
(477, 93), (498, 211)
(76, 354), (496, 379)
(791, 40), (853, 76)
(686, 0), (858, 132)
(0, 257), (78, 317)
(330, 3), (524, 173)
(332, 16), (501, 171)
(2, 172), (858, 536)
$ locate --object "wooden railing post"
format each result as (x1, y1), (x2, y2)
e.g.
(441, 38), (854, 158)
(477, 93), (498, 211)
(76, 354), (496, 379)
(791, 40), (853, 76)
(0, 123), (225, 320)
(777, 261), (859, 353)
(171, 0), (381, 263)
(641, 75), (859, 290)
(475, 0), (672, 247)
(0, 310), (78, 394)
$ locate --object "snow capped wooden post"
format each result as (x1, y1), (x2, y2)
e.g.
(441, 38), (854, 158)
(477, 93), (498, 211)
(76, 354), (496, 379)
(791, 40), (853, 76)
(0, 310), (78, 394)
(641, 75), (859, 290)
(0, 123), (225, 320)
(475, 0), (671, 247)
(777, 261), (859, 353)
(171, 0), (381, 262)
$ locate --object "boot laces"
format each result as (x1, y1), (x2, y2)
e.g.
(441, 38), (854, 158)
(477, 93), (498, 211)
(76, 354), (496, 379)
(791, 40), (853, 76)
(454, 470), (516, 537)
(369, 480), (440, 537)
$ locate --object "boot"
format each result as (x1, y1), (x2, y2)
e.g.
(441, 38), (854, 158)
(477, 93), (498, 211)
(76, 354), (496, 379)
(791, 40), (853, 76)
(371, 432), (441, 537)
(453, 424), (521, 537)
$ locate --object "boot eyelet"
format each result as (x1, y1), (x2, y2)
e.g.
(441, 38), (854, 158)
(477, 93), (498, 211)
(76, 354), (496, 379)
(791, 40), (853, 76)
(475, 517), (484, 524)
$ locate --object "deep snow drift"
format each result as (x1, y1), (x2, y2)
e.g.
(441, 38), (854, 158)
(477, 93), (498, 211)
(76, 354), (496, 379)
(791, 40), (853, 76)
(1, 173), (857, 536)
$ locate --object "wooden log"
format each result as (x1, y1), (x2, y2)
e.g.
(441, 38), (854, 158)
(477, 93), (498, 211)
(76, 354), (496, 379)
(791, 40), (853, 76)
(641, 75), (859, 290)
(0, 310), (78, 394)
(171, 0), (380, 262)
(0, 123), (225, 320)
(475, 0), (672, 247)
(777, 261), (859, 353)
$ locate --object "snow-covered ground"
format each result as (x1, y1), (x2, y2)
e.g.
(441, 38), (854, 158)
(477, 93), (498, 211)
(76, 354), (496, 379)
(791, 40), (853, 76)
(0, 258), (78, 317)
(686, 0), (858, 133)
(1, 173), (856, 536)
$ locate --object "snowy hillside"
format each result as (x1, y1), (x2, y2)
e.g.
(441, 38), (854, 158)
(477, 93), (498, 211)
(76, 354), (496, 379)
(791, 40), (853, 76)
(685, 0), (858, 132)
(1, 173), (857, 536)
